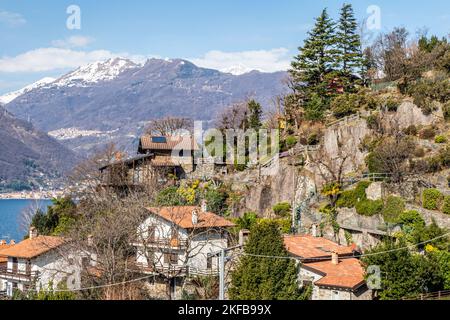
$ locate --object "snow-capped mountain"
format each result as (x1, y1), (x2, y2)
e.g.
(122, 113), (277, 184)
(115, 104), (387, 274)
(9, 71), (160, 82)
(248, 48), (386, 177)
(6, 57), (287, 155)
(52, 57), (139, 87)
(220, 64), (254, 75)
(0, 77), (56, 104)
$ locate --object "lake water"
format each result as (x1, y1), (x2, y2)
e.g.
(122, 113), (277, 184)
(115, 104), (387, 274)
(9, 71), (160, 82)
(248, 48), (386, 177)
(0, 199), (52, 242)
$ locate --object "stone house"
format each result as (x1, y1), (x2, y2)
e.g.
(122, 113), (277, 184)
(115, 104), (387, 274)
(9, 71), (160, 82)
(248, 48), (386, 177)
(284, 235), (372, 300)
(131, 204), (235, 299)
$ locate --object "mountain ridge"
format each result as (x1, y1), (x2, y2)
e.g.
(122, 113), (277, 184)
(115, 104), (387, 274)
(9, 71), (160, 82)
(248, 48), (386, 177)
(6, 57), (288, 155)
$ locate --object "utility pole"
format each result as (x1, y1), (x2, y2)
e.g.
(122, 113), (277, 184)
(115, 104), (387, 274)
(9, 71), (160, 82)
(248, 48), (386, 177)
(212, 245), (242, 301)
(219, 249), (225, 300)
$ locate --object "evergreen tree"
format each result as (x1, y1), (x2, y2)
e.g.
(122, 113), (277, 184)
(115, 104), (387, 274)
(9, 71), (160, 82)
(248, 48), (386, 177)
(229, 220), (309, 300)
(247, 99), (263, 130)
(336, 3), (363, 81)
(290, 8), (338, 97)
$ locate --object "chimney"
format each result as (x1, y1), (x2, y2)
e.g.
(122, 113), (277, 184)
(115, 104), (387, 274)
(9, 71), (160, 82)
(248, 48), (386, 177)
(239, 229), (250, 246)
(192, 209), (199, 225)
(29, 227), (38, 239)
(311, 224), (318, 237)
(331, 251), (339, 265)
(201, 200), (208, 213)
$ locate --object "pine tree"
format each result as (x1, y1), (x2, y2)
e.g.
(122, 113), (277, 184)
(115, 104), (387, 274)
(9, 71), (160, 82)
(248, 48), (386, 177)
(290, 8), (338, 96)
(336, 3), (363, 80)
(229, 220), (308, 300)
(247, 99), (263, 130)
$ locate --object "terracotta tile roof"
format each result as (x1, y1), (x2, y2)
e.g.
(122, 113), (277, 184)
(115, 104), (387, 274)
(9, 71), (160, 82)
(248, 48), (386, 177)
(0, 236), (66, 259)
(0, 242), (14, 264)
(303, 258), (366, 290)
(140, 135), (199, 151)
(284, 235), (356, 260)
(147, 206), (235, 229)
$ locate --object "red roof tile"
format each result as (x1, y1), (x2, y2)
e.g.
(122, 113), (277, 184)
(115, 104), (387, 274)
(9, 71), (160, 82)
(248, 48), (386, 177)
(147, 206), (235, 229)
(0, 236), (66, 259)
(284, 235), (355, 260)
(304, 258), (366, 290)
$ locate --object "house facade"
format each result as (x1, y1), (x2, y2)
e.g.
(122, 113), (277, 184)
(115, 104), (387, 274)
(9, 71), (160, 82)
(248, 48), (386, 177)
(0, 229), (86, 297)
(131, 204), (235, 299)
(284, 235), (372, 300)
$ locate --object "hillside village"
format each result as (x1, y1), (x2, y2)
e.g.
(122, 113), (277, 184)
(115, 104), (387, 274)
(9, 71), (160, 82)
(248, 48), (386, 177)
(0, 3), (449, 301)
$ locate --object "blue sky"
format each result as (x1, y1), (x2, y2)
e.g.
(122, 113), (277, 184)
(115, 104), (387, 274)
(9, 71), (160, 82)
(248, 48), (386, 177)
(0, 0), (449, 94)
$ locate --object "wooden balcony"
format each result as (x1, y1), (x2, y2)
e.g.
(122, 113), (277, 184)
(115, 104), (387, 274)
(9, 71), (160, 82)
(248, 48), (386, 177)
(0, 267), (39, 282)
(129, 262), (219, 277)
(132, 238), (189, 250)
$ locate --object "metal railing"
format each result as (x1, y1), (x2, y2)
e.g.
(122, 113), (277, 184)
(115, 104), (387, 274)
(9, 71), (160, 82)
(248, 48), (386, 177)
(326, 112), (361, 128)
(132, 237), (189, 249)
(130, 263), (219, 277)
(402, 290), (450, 300)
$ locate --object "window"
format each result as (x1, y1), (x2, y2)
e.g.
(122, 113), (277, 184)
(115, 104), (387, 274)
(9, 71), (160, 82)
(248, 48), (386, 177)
(164, 253), (178, 265)
(148, 226), (156, 242)
(12, 258), (18, 273)
(207, 255), (213, 269)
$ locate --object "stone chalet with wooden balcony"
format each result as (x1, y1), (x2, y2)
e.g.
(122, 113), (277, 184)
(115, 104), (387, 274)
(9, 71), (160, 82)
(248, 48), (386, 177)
(99, 135), (201, 193)
(0, 229), (91, 298)
(284, 235), (372, 300)
(130, 202), (235, 299)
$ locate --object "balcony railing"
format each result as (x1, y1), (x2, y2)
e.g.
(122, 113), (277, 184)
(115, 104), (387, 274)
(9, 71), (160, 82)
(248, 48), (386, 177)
(132, 237), (189, 249)
(0, 267), (39, 282)
(130, 262), (219, 277)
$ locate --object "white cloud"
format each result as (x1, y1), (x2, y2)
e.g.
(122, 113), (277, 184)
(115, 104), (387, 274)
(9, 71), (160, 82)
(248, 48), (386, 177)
(51, 36), (95, 49)
(190, 48), (291, 74)
(0, 48), (124, 73)
(0, 10), (26, 27)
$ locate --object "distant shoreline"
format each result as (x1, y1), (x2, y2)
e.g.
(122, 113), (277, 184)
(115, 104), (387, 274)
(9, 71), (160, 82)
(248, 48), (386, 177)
(0, 191), (64, 201)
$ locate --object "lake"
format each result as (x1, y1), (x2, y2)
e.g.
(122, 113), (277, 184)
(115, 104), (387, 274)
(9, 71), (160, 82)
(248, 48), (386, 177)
(0, 199), (52, 242)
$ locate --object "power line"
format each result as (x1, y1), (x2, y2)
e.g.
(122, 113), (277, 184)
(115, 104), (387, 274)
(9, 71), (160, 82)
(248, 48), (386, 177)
(19, 231), (450, 294)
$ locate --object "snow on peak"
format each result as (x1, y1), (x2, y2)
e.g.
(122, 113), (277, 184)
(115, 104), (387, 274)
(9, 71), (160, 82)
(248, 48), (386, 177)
(0, 77), (56, 104)
(53, 57), (139, 87)
(220, 64), (255, 75)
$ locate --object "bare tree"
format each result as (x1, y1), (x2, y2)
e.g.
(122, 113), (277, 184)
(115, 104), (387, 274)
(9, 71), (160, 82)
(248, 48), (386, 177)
(216, 101), (249, 131)
(145, 117), (193, 136)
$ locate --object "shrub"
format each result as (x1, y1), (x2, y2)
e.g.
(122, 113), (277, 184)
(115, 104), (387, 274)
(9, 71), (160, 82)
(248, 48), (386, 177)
(285, 136), (297, 148)
(442, 196), (450, 215)
(331, 93), (358, 118)
(427, 156), (442, 172)
(382, 196), (405, 223)
(422, 188), (443, 210)
(419, 127), (436, 140)
(336, 181), (371, 208)
(307, 133), (320, 145)
(403, 125), (418, 136)
(366, 114), (380, 131)
(384, 97), (401, 112)
(439, 145), (450, 168)
(355, 199), (384, 216)
(272, 202), (292, 217)
(413, 147), (425, 158)
(435, 135), (447, 144)
(155, 186), (187, 206)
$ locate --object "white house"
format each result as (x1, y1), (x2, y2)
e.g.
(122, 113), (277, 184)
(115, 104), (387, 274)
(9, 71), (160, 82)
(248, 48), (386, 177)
(0, 228), (85, 297)
(132, 203), (235, 299)
(284, 235), (372, 300)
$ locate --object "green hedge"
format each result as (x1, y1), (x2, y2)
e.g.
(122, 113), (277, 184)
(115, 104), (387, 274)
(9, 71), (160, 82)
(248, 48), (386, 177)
(355, 199), (384, 216)
(382, 196), (406, 223)
(273, 202), (292, 217)
(442, 196), (450, 215)
(422, 188), (443, 210)
(336, 181), (372, 208)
